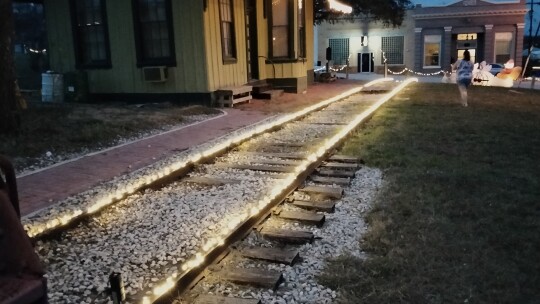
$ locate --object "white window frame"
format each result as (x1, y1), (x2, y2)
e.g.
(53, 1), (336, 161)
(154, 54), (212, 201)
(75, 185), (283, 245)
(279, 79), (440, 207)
(423, 35), (441, 68)
(494, 32), (513, 64)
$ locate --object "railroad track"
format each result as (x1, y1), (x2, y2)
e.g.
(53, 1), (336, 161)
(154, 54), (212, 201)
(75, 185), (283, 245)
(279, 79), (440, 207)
(24, 78), (417, 303)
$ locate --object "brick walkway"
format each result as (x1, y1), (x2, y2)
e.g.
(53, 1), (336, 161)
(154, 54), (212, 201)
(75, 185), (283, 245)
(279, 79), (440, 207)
(17, 79), (366, 217)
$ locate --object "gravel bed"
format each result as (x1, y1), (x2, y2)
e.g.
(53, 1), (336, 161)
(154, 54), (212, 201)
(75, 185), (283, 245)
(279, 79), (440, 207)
(37, 175), (278, 303)
(180, 166), (383, 303)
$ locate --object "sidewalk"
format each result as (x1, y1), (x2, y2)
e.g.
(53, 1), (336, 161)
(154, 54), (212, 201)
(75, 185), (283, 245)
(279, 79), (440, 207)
(17, 79), (367, 217)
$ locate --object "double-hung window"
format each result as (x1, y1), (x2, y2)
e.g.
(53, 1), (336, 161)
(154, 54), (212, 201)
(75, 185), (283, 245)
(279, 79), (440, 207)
(495, 32), (513, 63)
(424, 35), (441, 67)
(297, 0), (306, 58)
(219, 0), (237, 62)
(269, 0), (293, 59)
(132, 0), (176, 67)
(70, 0), (111, 68)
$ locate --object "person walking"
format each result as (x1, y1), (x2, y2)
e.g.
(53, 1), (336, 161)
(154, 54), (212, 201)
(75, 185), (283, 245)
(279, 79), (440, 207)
(455, 50), (474, 107)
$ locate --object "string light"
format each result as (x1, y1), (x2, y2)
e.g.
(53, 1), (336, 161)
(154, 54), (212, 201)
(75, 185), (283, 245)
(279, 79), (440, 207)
(381, 51), (448, 77)
(386, 67), (448, 77)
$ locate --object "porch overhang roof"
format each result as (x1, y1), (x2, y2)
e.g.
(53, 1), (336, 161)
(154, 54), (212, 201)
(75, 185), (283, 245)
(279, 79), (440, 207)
(412, 9), (528, 20)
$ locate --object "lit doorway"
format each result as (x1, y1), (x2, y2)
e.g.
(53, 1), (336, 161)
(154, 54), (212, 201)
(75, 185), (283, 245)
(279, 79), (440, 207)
(457, 49), (476, 64)
(357, 53), (374, 73)
(456, 33), (477, 63)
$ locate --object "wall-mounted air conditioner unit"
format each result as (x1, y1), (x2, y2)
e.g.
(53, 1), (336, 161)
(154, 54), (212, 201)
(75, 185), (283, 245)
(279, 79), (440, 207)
(142, 66), (168, 82)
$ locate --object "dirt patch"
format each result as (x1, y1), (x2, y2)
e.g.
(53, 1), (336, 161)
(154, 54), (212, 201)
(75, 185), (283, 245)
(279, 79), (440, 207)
(0, 102), (221, 173)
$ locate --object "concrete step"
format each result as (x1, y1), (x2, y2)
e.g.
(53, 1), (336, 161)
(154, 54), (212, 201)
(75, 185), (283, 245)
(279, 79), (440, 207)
(252, 83), (272, 94)
(253, 89), (284, 100)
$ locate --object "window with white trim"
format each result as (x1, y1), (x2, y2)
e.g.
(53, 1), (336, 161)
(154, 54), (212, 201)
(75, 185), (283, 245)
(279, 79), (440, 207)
(494, 32), (512, 63)
(270, 0), (292, 58)
(424, 35), (441, 67)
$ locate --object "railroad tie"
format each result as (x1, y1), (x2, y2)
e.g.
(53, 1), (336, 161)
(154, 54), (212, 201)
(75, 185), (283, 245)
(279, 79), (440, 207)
(222, 164), (297, 173)
(259, 227), (314, 244)
(240, 247), (299, 265)
(297, 185), (344, 199)
(217, 268), (284, 290)
(290, 199), (336, 213)
(240, 151), (307, 160)
(247, 159), (303, 166)
(296, 121), (348, 126)
(184, 176), (242, 186)
(194, 295), (261, 304)
(316, 168), (356, 178)
(268, 141), (306, 148)
(321, 162), (360, 170)
(309, 175), (351, 186)
(329, 154), (364, 163)
(276, 210), (325, 227)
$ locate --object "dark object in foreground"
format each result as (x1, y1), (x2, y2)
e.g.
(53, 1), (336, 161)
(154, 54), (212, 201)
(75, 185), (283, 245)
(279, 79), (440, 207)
(0, 155), (47, 303)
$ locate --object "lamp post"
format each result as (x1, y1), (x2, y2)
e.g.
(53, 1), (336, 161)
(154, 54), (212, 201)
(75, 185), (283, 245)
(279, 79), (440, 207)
(109, 272), (126, 304)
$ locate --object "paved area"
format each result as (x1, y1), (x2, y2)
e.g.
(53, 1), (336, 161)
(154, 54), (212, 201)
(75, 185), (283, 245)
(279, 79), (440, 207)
(17, 79), (368, 217)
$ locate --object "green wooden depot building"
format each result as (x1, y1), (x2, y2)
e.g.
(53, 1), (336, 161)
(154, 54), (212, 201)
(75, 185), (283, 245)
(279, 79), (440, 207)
(43, 0), (314, 104)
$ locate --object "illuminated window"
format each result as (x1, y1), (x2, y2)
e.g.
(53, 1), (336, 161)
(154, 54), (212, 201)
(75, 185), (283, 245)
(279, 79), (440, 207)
(298, 0), (306, 58)
(495, 32), (513, 63)
(132, 0), (176, 67)
(219, 0), (236, 61)
(424, 35), (441, 67)
(70, 0), (111, 68)
(381, 36), (404, 64)
(269, 0), (292, 58)
(457, 33), (477, 41)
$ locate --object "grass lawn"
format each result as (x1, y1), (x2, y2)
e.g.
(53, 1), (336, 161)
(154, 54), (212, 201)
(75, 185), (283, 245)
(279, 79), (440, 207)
(320, 83), (540, 303)
(0, 102), (220, 171)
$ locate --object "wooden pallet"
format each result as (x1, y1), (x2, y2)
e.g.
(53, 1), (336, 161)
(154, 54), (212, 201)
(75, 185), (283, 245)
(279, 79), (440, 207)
(215, 86), (252, 107)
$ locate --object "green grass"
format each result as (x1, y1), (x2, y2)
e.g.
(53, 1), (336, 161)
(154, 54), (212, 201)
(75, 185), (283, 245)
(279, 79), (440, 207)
(319, 83), (540, 303)
(0, 103), (220, 171)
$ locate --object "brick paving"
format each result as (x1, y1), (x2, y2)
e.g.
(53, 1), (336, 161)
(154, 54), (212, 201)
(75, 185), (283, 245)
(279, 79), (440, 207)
(17, 79), (367, 217)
